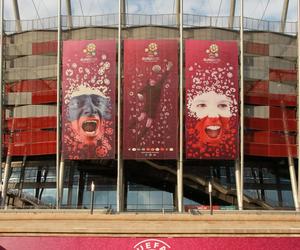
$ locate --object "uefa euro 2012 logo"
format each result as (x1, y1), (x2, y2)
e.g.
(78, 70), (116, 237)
(145, 42), (159, 56)
(206, 43), (219, 58)
(83, 43), (96, 56)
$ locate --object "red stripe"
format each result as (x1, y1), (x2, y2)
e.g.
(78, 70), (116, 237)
(32, 41), (57, 55)
(245, 131), (296, 144)
(6, 79), (56, 92)
(269, 68), (297, 82)
(32, 90), (57, 104)
(6, 142), (56, 156)
(245, 41), (269, 56)
(245, 117), (297, 131)
(6, 117), (56, 130)
(245, 142), (297, 157)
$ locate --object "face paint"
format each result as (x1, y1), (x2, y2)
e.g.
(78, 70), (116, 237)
(195, 116), (230, 146)
(190, 91), (233, 146)
(68, 94), (110, 144)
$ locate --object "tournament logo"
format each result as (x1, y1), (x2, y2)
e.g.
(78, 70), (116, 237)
(83, 43), (96, 56)
(81, 43), (97, 63)
(142, 43), (160, 62)
(133, 239), (171, 250)
(204, 43), (220, 63)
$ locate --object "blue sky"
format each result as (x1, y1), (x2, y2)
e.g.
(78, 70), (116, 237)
(3, 0), (298, 22)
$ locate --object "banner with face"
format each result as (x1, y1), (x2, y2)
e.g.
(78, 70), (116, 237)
(185, 40), (239, 159)
(62, 40), (115, 159)
(123, 40), (178, 159)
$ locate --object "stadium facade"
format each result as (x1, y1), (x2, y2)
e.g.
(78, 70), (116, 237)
(0, 0), (300, 249)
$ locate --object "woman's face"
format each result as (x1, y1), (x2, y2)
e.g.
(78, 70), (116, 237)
(190, 91), (233, 145)
(68, 94), (105, 144)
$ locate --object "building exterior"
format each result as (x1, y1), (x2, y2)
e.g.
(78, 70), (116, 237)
(0, 0), (300, 249)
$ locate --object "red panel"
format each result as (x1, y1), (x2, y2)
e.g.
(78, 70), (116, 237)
(245, 117), (297, 131)
(245, 131), (295, 144)
(4, 131), (56, 144)
(32, 40), (57, 55)
(270, 106), (296, 119)
(6, 142), (56, 156)
(245, 42), (269, 56)
(245, 93), (296, 106)
(269, 94), (296, 107)
(245, 95), (268, 105)
(269, 69), (297, 82)
(245, 80), (269, 94)
(245, 142), (297, 157)
(32, 90), (57, 104)
(6, 117), (56, 130)
(7, 80), (56, 93)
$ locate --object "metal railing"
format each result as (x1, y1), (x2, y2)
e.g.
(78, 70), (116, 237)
(3, 14), (298, 35)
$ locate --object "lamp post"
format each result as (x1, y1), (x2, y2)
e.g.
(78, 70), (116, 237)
(90, 181), (95, 215)
(208, 182), (213, 215)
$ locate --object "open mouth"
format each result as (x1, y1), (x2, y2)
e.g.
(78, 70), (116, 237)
(205, 125), (221, 138)
(81, 119), (99, 136)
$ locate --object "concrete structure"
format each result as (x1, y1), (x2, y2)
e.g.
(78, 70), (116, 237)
(0, 0), (299, 245)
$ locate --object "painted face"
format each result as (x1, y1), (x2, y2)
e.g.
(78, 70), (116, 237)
(190, 91), (233, 145)
(68, 94), (110, 144)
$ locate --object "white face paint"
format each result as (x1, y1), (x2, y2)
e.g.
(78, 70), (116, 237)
(189, 91), (232, 119)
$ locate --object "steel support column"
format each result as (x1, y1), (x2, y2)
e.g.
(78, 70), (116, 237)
(297, 0), (300, 208)
(228, 0), (236, 29)
(280, 0), (290, 33)
(1, 156), (11, 208)
(56, 0), (62, 209)
(59, 157), (65, 208)
(237, 0), (244, 210)
(176, 0), (180, 27)
(65, 0), (73, 29)
(177, 0), (183, 213)
(0, 0), (3, 202)
(121, 0), (126, 27)
(117, 0), (124, 212)
(12, 0), (21, 32)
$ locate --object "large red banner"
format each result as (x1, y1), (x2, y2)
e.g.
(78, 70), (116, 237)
(1, 237), (300, 250)
(62, 40), (116, 159)
(123, 40), (178, 159)
(185, 40), (239, 159)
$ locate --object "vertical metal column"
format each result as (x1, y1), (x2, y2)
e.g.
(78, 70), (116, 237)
(297, 0), (300, 207)
(236, 0), (244, 210)
(280, 0), (290, 33)
(65, 0), (73, 29)
(12, 0), (21, 32)
(1, 156), (11, 208)
(176, 0), (180, 27)
(56, 0), (62, 209)
(59, 156), (65, 207)
(228, 0), (236, 29)
(177, 0), (183, 213)
(116, 0), (124, 212)
(0, 0), (3, 202)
